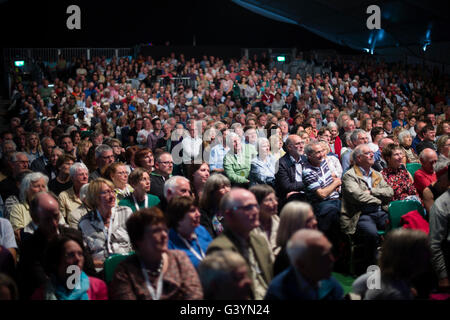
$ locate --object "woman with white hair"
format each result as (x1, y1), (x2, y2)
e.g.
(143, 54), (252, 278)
(59, 162), (89, 222)
(9, 172), (49, 239)
(398, 130), (419, 164)
(249, 137), (277, 187)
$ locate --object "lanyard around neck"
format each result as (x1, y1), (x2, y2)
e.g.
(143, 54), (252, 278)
(178, 232), (205, 262)
(96, 209), (115, 255)
(140, 259), (164, 300)
(132, 194), (148, 211)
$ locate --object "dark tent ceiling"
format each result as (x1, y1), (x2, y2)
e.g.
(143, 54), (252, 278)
(232, 0), (450, 63)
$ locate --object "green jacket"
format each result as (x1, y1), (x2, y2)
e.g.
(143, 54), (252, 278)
(223, 144), (257, 185)
(341, 165), (393, 235)
(206, 228), (273, 298)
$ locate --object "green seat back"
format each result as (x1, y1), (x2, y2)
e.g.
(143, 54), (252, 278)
(104, 252), (135, 283)
(388, 200), (425, 230)
(406, 163), (422, 178)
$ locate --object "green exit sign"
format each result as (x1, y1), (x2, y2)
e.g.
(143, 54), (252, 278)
(14, 60), (25, 67)
(276, 56), (286, 62)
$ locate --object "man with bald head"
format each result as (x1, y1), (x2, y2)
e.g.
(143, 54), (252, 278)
(18, 191), (96, 299)
(275, 134), (306, 204)
(414, 148), (438, 199)
(265, 229), (343, 300)
(206, 188), (273, 300)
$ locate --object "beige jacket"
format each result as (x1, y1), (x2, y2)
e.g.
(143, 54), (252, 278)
(59, 187), (82, 219)
(341, 166), (393, 235)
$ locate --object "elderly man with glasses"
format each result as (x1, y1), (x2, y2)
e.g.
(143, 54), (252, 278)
(341, 144), (393, 272)
(206, 188), (273, 300)
(89, 144), (115, 182)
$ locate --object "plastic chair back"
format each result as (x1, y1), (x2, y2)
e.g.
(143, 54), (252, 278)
(407, 163), (422, 178)
(388, 200), (425, 230)
(104, 252), (135, 283)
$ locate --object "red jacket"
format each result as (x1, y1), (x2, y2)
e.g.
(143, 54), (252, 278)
(400, 210), (429, 234)
(332, 136), (342, 159)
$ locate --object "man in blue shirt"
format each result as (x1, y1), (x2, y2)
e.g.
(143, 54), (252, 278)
(209, 128), (230, 174)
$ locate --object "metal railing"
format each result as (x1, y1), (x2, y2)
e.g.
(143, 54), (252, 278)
(158, 77), (197, 94)
(3, 47), (135, 64)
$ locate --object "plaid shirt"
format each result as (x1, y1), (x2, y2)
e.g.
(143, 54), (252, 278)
(78, 206), (133, 262)
(302, 159), (339, 203)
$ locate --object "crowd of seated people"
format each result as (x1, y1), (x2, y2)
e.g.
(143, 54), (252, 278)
(0, 50), (449, 301)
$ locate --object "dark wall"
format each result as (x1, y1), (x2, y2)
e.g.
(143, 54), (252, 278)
(139, 46), (242, 60)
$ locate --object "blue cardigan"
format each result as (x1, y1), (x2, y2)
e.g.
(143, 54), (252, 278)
(168, 225), (212, 268)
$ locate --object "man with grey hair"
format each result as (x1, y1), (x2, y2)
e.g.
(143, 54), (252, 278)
(341, 144), (393, 273)
(207, 188), (273, 300)
(162, 175), (192, 211)
(59, 162), (89, 221)
(89, 144), (114, 181)
(0, 152), (30, 201)
(265, 229), (343, 300)
(341, 129), (369, 173)
(30, 137), (55, 177)
(302, 141), (341, 249)
(198, 250), (252, 300)
(223, 132), (256, 187)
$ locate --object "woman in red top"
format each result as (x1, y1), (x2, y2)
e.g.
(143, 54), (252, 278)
(381, 143), (419, 202)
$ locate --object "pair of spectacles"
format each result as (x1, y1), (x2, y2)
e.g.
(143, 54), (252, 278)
(158, 161), (173, 165)
(232, 204), (259, 211)
(100, 190), (115, 196)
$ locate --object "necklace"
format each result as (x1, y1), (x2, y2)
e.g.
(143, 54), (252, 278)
(144, 259), (164, 277)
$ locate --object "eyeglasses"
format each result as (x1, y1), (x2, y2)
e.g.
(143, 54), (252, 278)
(115, 171), (128, 176)
(100, 189), (115, 196)
(232, 203), (259, 211)
(158, 161), (173, 165)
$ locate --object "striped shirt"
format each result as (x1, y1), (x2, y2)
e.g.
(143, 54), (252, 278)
(302, 159), (339, 203)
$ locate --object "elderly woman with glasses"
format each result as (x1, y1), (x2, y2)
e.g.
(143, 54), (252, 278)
(381, 144), (419, 202)
(78, 178), (133, 270)
(134, 148), (154, 173)
(104, 162), (133, 201)
(249, 184), (279, 258)
(398, 130), (419, 164)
